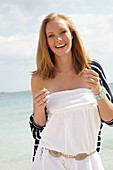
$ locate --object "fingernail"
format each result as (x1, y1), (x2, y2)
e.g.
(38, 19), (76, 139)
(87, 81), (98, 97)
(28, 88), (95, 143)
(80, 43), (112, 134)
(46, 91), (50, 94)
(43, 88), (47, 91)
(47, 95), (50, 99)
(84, 68), (87, 71)
(46, 100), (49, 103)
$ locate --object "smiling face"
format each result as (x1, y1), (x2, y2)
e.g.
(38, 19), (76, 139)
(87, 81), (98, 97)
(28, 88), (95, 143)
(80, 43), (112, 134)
(46, 17), (73, 59)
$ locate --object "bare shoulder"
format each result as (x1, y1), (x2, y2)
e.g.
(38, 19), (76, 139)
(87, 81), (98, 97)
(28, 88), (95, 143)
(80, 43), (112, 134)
(31, 74), (45, 95)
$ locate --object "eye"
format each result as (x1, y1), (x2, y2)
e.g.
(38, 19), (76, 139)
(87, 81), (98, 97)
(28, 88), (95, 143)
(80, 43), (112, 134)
(60, 30), (67, 34)
(48, 34), (55, 38)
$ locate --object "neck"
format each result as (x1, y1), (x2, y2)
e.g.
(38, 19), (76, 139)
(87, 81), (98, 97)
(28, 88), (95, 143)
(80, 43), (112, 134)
(55, 54), (74, 73)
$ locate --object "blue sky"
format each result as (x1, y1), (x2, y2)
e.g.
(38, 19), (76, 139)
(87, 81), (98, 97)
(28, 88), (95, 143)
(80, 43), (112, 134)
(0, 0), (113, 92)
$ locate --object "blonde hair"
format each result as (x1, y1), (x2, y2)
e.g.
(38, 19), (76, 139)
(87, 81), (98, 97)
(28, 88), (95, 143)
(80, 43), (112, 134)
(33, 13), (91, 79)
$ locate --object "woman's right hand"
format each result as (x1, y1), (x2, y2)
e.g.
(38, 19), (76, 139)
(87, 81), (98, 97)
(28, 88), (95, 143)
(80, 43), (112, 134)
(33, 88), (50, 111)
(33, 88), (50, 126)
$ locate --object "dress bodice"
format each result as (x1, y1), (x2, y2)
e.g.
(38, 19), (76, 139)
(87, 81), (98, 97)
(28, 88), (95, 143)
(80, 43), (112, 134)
(40, 88), (101, 155)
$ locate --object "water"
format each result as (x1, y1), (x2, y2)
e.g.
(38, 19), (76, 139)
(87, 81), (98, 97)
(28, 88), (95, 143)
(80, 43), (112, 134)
(0, 91), (33, 170)
(0, 85), (113, 170)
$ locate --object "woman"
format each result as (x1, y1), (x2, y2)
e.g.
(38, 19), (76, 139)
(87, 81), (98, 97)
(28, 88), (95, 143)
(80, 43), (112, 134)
(30, 13), (113, 170)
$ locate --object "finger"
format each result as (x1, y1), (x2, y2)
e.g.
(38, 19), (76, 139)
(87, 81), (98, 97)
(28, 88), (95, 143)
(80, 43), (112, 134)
(84, 68), (99, 77)
(86, 77), (100, 85)
(34, 90), (50, 103)
(39, 95), (50, 106)
(87, 81), (97, 86)
(86, 78), (101, 90)
(40, 100), (49, 109)
(86, 80), (96, 87)
(35, 95), (50, 106)
(33, 88), (47, 99)
(87, 81), (101, 94)
(84, 74), (99, 82)
(33, 88), (48, 99)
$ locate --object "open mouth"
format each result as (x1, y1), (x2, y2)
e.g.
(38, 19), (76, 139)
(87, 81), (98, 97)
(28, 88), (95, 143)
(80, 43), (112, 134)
(55, 44), (66, 49)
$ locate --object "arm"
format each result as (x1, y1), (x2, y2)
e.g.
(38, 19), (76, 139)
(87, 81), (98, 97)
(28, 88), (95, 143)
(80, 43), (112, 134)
(29, 113), (45, 140)
(91, 60), (113, 103)
(31, 74), (50, 126)
(30, 74), (50, 161)
(91, 60), (113, 124)
(89, 60), (113, 152)
(84, 60), (113, 122)
(29, 109), (48, 161)
(29, 107), (48, 140)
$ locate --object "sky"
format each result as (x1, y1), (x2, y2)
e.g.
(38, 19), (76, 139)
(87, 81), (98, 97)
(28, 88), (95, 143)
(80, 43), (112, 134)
(0, 0), (113, 92)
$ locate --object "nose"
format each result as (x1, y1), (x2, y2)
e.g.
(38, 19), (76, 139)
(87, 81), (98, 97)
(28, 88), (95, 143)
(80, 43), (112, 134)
(55, 35), (62, 41)
(57, 37), (62, 41)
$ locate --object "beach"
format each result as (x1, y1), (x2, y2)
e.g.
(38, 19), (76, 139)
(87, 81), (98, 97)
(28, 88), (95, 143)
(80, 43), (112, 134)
(0, 86), (113, 170)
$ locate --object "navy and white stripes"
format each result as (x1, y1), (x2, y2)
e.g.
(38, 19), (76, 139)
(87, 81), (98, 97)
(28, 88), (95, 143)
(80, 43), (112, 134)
(91, 60), (113, 103)
(29, 59), (113, 161)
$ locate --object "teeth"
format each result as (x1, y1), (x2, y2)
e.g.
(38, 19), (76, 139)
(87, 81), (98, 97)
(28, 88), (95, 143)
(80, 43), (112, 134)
(56, 44), (65, 48)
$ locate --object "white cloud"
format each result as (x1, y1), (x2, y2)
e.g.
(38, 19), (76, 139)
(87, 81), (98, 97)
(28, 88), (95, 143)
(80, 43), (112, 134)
(0, 0), (86, 8)
(0, 33), (38, 64)
(34, 14), (46, 33)
(1, 13), (113, 65)
(69, 14), (113, 53)
(0, 5), (31, 31)
(1, 0), (113, 36)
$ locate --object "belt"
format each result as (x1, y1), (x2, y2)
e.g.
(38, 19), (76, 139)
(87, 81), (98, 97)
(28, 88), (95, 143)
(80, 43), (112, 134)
(42, 148), (96, 161)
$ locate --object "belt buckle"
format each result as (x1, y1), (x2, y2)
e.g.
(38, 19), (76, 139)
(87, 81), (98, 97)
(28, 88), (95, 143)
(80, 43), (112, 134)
(75, 153), (88, 160)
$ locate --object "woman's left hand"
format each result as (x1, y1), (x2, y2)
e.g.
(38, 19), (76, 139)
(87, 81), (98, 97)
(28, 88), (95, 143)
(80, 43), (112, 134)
(84, 68), (102, 95)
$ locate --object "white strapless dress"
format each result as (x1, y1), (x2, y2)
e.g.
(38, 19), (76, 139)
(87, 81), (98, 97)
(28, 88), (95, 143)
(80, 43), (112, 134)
(32, 88), (104, 170)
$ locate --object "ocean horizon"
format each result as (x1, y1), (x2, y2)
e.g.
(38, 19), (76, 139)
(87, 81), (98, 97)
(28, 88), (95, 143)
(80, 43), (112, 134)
(0, 82), (113, 94)
(0, 84), (113, 170)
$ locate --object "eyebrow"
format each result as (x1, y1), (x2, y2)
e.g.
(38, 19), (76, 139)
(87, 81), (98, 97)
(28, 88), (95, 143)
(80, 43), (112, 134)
(47, 32), (54, 35)
(47, 28), (66, 35)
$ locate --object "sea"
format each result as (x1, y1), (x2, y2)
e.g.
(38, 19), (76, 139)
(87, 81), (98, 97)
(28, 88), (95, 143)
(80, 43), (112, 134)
(0, 84), (113, 170)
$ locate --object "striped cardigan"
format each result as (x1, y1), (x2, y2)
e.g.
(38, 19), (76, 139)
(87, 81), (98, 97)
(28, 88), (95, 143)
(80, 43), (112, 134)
(29, 60), (113, 161)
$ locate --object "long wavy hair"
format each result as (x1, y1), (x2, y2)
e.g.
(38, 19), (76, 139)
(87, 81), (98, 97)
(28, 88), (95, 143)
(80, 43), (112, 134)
(33, 13), (91, 79)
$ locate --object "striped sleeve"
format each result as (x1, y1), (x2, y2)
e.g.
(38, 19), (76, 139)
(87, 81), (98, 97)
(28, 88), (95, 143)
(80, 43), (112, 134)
(29, 113), (45, 140)
(91, 59), (113, 126)
(29, 108), (48, 161)
(91, 59), (113, 152)
(29, 114), (45, 161)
